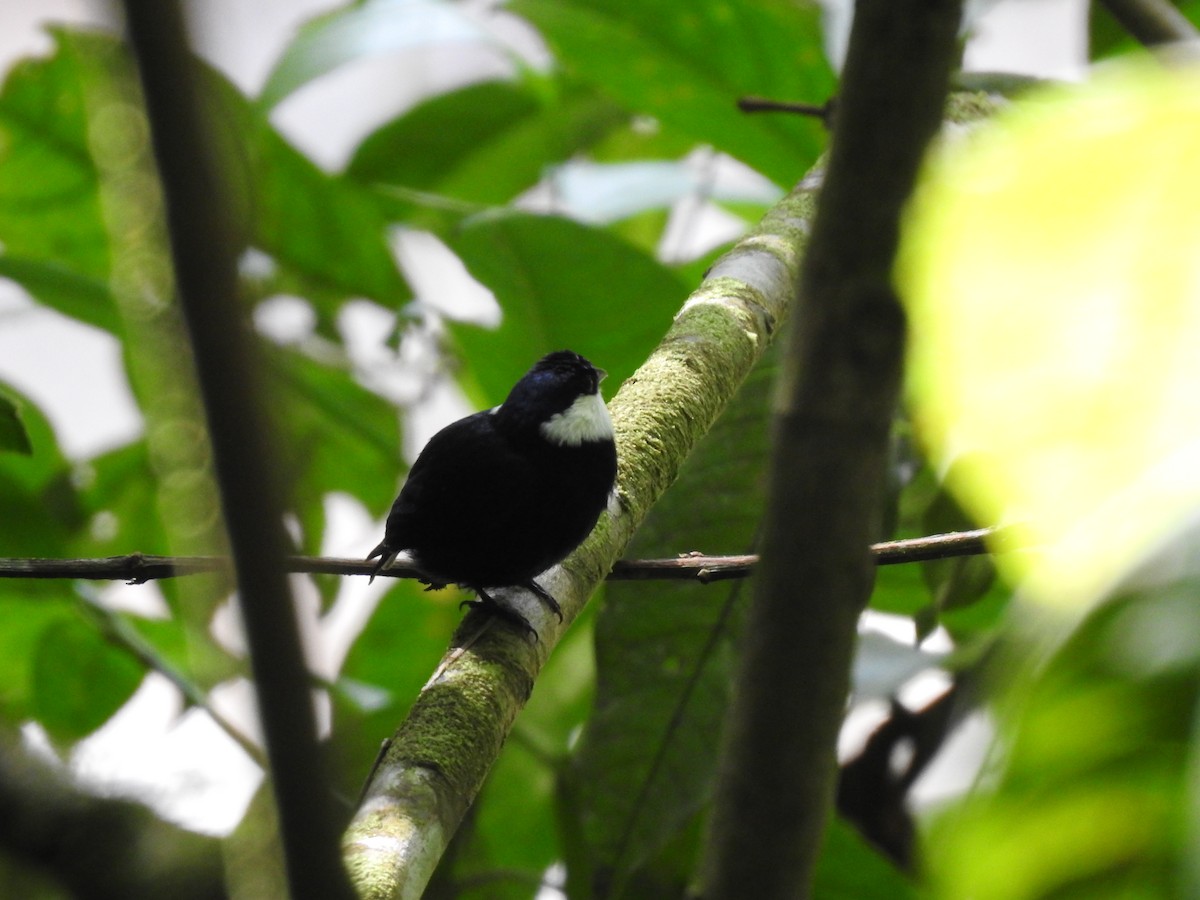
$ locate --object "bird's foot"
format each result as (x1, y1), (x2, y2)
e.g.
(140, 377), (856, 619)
(521, 580), (564, 622)
(365, 546), (398, 584)
(459, 588), (538, 641)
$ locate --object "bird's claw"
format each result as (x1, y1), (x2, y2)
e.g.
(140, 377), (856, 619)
(461, 590), (538, 641)
(522, 580), (564, 622)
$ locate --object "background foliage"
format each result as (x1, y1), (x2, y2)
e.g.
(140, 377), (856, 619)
(2, 0), (1200, 897)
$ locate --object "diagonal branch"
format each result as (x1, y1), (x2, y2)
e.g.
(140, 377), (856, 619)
(340, 141), (820, 900)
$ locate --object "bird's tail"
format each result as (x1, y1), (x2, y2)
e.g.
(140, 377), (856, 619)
(365, 541), (399, 584)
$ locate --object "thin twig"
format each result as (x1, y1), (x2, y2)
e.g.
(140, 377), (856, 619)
(737, 95), (835, 126)
(1097, 0), (1200, 46)
(0, 527), (1010, 584)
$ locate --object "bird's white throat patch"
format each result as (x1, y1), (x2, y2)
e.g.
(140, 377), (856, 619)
(540, 392), (614, 446)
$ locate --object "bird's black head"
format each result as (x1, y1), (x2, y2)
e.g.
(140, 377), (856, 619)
(495, 350), (613, 446)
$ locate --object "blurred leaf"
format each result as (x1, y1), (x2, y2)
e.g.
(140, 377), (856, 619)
(566, 349), (777, 886)
(31, 613), (143, 742)
(130, 613), (239, 687)
(918, 479), (996, 636)
(0, 386), (89, 724)
(1, 28), (409, 335)
(588, 112), (699, 166)
(0, 257), (117, 335)
(874, 452), (937, 638)
(605, 206), (672, 259)
(340, 580), (461, 695)
(75, 440), (164, 555)
(0, 593), (72, 722)
(936, 580), (1011, 644)
(203, 69), (410, 322)
(0, 390), (31, 455)
(0, 383), (84, 557)
(348, 79), (627, 230)
(76, 436), (240, 691)
(0, 29), (116, 333)
(871, 454), (1012, 640)
(512, 0), (832, 188)
(262, 348), (401, 554)
(259, 0), (498, 109)
(812, 817), (918, 899)
(927, 568), (1200, 899)
(871, 563), (936, 621)
(898, 64), (1200, 615)
(75, 441), (239, 690)
(447, 212), (689, 403)
(880, 425), (929, 540)
(537, 158), (776, 229)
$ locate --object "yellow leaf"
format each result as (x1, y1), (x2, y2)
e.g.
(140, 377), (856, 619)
(897, 64), (1200, 611)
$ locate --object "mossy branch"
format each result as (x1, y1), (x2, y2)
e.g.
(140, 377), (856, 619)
(341, 165), (818, 900)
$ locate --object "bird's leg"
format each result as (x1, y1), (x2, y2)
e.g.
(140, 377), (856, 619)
(459, 588), (537, 640)
(522, 580), (564, 622)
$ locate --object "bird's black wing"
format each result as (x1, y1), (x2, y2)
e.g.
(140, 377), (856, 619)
(375, 410), (506, 553)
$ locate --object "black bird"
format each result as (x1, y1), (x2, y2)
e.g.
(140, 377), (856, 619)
(367, 350), (618, 629)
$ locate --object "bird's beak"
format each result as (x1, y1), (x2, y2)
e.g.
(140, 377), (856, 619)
(597, 368), (608, 382)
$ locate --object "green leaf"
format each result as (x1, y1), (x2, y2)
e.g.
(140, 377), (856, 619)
(349, 80), (542, 190)
(0, 29), (118, 333)
(927, 572), (1200, 898)
(870, 562), (937, 620)
(0, 595), (72, 722)
(0, 390), (31, 455)
(0, 28), (409, 334)
(812, 817), (917, 899)
(920, 480), (995, 621)
(259, 0), (499, 109)
(447, 212), (689, 403)
(0, 382), (84, 557)
(75, 442), (240, 690)
(347, 79), (627, 230)
(203, 68), (411, 319)
(0, 256), (118, 335)
(512, 0), (832, 187)
(0, 386), (89, 723)
(74, 440), (165, 556)
(566, 350), (778, 883)
(936, 579), (1012, 644)
(32, 613), (144, 742)
(262, 348), (401, 553)
(869, 453), (1013, 639)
